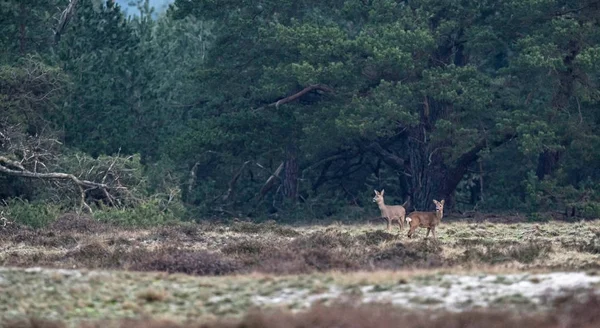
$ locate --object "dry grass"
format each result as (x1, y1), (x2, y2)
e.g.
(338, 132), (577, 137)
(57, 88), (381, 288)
(4, 294), (600, 328)
(0, 216), (599, 325)
(1, 217), (599, 275)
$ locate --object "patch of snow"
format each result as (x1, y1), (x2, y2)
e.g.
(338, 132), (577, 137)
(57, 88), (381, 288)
(23, 267), (83, 278)
(249, 272), (600, 312)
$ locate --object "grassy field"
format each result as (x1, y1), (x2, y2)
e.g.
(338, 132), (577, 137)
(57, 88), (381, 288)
(1, 216), (599, 326)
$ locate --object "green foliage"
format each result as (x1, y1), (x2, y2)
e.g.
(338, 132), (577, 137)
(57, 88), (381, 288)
(2, 0), (600, 221)
(0, 55), (69, 131)
(0, 0), (65, 62)
(93, 199), (180, 227)
(1, 198), (62, 228)
(525, 171), (600, 219)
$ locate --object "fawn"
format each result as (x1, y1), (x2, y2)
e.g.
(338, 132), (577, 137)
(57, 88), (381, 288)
(406, 199), (445, 240)
(372, 189), (408, 232)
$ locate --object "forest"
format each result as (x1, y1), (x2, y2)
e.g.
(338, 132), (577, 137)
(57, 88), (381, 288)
(1, 0), (600, 225)
(2, 1), (600, 326)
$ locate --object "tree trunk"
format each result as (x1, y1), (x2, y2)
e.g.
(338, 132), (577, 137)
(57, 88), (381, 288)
(283, 144), (298, 200)
(536, 150), (561, 180)
(371, 128), (513, 212)
(19, 2), (26, 56)
(536, 40), (579, 181)
(404, 120), (455, 211)
(405, 136), (448, 211)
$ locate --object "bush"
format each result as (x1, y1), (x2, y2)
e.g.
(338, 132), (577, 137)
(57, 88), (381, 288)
(359, 230), (398, 245)
(229, 221), (300, 237)
(1, 198), (62, 228)
(49, 213), (110, 233)
(370, 240), (444, 269)
(130, 248), (239, 276)
(93, 199), (179, 227)
(221, 239), (269, 256)
(462, 240), (552, 264)
(64, 241), (123, 269)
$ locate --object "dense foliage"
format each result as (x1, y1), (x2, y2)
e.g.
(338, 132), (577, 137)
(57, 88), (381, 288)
(1, 0), (600, 224)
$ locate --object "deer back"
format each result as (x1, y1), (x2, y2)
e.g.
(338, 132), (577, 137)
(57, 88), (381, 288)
(382, 205), (406, 219)
(406, 211), (438, 227)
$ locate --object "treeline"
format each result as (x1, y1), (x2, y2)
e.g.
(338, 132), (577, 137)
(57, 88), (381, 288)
(1, 0), (599, 224)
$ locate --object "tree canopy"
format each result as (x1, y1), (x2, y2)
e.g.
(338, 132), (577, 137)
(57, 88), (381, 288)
(1, 0), (599, 221)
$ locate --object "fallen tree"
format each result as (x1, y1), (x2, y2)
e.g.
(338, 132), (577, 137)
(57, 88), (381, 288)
(0, 121), (143, 213)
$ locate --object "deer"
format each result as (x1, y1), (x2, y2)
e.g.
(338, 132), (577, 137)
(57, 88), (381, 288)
(372, 189), (408, 232)
(405, 199), (445, 240)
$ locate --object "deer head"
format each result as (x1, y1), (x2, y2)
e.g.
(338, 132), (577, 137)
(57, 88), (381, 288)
(372, 189), (385, 203)
(433, 199), (445, 213)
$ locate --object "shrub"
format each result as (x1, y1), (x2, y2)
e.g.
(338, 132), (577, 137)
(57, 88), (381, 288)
(359, 230), (398, 245)
(64, 241), (124, 269)
(130, 248), (239, 276)
(49, 213), (110, 233)
(462, 240), (552, 264)
(370, 241), (444, 269)
(221, 239), (269, 256)
(292, 231), (357, 249)
(229, 221), (300, 237)
(1, 198), (62, 228)
(93, 199), (179, 227)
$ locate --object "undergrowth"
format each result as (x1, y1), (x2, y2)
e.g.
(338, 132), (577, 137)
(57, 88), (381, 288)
(3, 217), (597, 275)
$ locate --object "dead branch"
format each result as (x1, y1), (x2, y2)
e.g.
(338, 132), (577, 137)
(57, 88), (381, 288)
(223, 160), (251, 202)
(0, 156), (25, 171)
(301, 152), (347, 173)
(187, 162), (200, 202)
(0, 211), (11, 228)
(0, 162), (111, 189)
(367, 142), (406, 170)
(0, 160), (119, 213)
(262, 84), (334, 109)
(54, 0), (80, 44)
(258, 162), (284, 200)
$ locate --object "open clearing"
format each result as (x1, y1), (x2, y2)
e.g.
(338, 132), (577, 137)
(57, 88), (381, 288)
(1, 217), (599, 325)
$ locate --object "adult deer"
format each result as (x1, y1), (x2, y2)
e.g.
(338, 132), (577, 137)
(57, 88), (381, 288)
(405, 199), (445, 240)
(372, 190), (408, 232)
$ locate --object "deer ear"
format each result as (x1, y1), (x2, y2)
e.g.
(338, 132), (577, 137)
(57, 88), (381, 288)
(433, 199), (438, 204)
(374, 190), (378, 195)
(441, 200), (445, 205)
(381, 189), (385, 195)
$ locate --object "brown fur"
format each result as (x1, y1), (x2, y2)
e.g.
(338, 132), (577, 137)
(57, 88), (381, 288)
(406, 199), (445, 240)
(372, 190), (407, 232)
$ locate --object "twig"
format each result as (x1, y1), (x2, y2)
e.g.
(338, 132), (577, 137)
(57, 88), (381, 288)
(223, 161), (251, 202)
(258, 162), (284, 200)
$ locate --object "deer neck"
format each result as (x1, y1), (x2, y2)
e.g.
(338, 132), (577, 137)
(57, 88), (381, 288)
(377, 200), (387, 211)
(436, 209), (444, 220)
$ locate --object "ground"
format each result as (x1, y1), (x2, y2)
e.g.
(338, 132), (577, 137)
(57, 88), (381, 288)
(0, 216), (599, 326)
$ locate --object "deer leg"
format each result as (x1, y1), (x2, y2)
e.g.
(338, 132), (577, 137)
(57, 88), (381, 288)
(432, 226), (437, 240)
(396, 218), (403, 231)
(386, 218), (391, 231)
(407, 226), (416, 239)
(425, 228), (431, 238)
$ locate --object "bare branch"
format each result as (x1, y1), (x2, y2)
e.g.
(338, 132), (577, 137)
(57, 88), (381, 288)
(0, 211), (11, 228)
(54, 0), (80, 44)
(223, 161), (251, 202)
(272, 84), (333, 108)
(258, 162), (284, 200)
(0, 162), (111, 189)
(367, 142), (406, 170)
(0, 156), (25, 171)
